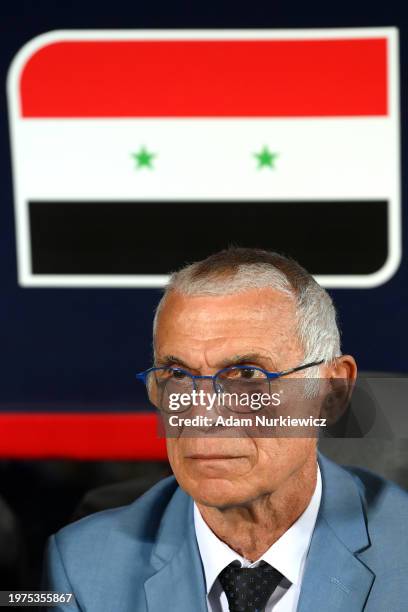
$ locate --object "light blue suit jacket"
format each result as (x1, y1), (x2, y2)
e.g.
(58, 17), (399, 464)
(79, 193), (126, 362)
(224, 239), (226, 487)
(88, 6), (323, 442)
(44, 452), (408, 611)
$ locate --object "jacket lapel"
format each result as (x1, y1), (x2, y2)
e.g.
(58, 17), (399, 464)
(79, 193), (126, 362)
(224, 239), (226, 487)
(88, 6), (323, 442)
(297, 452), (375, 611)
(144, 486), (207, 612)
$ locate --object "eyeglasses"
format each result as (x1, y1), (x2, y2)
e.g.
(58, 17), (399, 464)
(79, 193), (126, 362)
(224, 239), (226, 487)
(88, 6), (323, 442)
(136, 360), (323, 413)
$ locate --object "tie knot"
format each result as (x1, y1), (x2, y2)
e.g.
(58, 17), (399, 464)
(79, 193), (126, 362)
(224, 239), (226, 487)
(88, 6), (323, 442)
(218, 560), (284, 612)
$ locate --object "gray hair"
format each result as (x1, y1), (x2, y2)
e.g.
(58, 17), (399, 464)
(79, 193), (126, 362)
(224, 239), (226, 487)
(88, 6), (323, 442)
(153, 248), (341, 394)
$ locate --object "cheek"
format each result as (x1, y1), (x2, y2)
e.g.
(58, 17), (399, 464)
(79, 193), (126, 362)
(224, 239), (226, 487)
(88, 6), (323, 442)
(165, 439), (199, 485)
(254, 439), (315, 480)
(166, 439), (182, 473)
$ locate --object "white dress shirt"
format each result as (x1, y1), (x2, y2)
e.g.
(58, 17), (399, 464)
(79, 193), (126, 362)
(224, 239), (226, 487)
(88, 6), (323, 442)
(194, 464), (322, 612)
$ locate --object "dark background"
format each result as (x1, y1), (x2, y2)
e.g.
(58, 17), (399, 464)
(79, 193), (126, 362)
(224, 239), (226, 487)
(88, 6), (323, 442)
(0, 0), (406, 589)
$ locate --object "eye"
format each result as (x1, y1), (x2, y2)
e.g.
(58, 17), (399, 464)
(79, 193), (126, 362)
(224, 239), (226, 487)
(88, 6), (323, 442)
(172, 369), (188, 380)
(154, 367), (189, 382)
(221, 366), (264, 380)
(239, 367), (264, 379)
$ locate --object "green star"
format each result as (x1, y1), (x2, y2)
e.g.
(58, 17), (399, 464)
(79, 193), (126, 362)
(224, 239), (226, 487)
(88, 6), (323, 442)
(131, 146), (156, 169)
(254, 146), (279, 169)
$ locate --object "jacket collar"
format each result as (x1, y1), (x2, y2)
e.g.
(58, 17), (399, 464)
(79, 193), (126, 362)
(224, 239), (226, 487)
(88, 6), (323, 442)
(296, 452), (374, 611)
(316, 451), (370, 553)
(145, 485), (207, 612)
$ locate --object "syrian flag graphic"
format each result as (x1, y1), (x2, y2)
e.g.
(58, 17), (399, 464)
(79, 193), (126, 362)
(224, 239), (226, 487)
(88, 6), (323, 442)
(8, 29), (400, 288)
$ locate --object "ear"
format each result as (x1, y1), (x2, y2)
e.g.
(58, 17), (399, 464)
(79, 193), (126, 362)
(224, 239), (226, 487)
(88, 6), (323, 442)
(320, 355), (357, 425)
(327, 354), (358, 381)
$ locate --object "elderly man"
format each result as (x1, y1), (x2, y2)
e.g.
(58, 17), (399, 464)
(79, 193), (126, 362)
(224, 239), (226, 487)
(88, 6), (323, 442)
(45, 248), (408, 611)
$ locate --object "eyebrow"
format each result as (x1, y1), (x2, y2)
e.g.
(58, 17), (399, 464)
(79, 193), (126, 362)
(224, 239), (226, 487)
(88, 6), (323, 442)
(217, 353), (278, 369)
(155, 355), (193, 369)
(156, 353), (278, 371)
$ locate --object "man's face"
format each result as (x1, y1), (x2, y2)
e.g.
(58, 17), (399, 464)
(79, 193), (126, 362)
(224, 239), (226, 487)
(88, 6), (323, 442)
(154, 287), (319, 509)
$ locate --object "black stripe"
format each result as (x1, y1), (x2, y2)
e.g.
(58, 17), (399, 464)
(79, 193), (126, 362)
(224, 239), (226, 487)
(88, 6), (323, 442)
(29, 200), (388, 275)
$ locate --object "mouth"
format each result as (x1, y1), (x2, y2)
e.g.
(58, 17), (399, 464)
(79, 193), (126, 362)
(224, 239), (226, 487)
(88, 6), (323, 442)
(186, 454), (245, 460)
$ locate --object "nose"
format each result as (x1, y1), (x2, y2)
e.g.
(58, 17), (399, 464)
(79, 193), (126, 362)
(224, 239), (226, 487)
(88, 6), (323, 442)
(193, 376), (218, 395)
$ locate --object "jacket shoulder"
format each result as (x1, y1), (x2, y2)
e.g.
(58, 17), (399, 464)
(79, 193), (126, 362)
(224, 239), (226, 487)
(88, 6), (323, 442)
(342, 463), (408, 568)
(344, 463), (408, 517)
(53, 474), (179, 559)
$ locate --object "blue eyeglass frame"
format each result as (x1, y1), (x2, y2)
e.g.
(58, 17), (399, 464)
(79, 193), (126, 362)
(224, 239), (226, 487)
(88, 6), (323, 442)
(136, 359), (324, 391)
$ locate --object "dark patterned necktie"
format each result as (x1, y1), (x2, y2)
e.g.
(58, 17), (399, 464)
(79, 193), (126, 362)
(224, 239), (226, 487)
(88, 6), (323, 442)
(218, 560), (284, 612)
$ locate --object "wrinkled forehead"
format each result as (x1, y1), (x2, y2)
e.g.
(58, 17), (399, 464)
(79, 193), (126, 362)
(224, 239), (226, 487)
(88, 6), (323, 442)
(153, 288), (302, 365)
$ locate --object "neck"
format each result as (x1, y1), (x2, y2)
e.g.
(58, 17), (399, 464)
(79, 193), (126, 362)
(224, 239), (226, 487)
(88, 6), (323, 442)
(196, 454), (318, 562)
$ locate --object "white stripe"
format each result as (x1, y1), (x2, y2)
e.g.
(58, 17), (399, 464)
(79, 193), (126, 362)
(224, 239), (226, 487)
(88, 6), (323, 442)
(15, 117), (396, 200)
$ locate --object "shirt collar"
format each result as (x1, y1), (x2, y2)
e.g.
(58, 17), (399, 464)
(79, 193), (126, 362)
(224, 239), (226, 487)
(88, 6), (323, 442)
(194, 462), (322, 594)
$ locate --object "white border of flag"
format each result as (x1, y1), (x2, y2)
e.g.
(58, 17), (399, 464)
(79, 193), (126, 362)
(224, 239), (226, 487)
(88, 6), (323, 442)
(7, 28), (401, 288)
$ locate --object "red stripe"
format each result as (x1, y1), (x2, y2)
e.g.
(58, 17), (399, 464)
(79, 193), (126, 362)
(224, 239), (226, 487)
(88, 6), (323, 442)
(20, 38), (388, 117)
(0, 413), (167, 459)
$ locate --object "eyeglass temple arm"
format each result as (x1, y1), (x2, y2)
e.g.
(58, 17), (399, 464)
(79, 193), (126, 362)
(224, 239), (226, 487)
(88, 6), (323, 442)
(277, 359), (324, 377)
